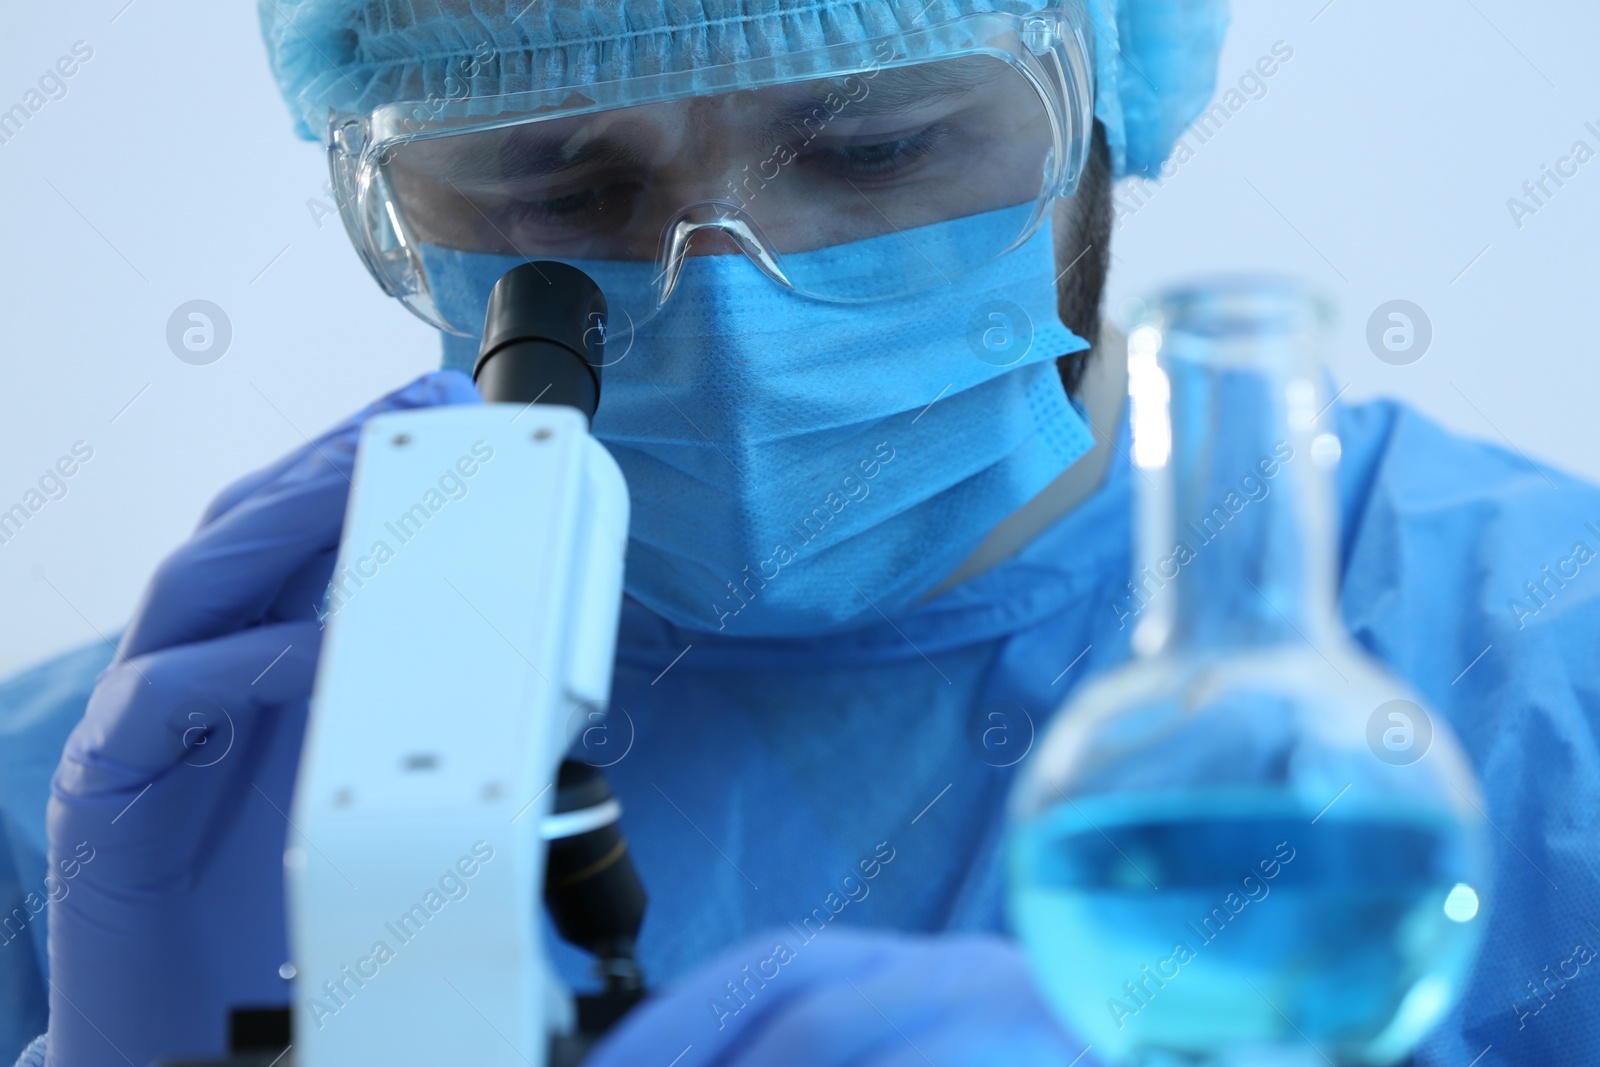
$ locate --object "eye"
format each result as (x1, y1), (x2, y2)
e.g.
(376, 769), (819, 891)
(536, 186), (608, 217)
(524, 179), (639, 221)
(500, 176), (645, 240)
(811, 127), (945, 180)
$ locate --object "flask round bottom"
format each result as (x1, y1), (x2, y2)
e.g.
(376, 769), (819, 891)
(1008, 788), (1484, 1067)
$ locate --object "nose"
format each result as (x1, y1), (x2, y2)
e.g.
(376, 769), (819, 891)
(655, 201), (793, 305)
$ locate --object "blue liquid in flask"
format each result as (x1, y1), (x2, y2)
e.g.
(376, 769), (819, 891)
(1009, 790), (1484, 1067)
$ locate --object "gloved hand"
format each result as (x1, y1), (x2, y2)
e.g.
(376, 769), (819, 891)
(586, 928), (1089, 1067)
(44, 371), (481, 1067)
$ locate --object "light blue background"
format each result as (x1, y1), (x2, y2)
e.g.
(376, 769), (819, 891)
(1, 0), (1596, 677)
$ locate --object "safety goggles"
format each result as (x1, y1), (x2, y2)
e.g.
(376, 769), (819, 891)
(327, 6), (1094, 337)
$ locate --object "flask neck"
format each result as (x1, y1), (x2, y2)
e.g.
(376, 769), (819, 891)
(1128, 283), (1342, 656)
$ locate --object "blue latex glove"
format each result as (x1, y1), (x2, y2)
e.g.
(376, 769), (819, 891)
(43, 371), (480, 1067)
(586, 928), (1089, 1067)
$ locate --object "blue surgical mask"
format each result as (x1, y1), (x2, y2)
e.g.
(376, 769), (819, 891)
(428, 204), (1093, 635)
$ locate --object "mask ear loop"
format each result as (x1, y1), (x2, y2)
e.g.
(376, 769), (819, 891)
(653, 200), (796, 309)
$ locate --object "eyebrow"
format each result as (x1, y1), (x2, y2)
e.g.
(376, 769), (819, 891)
(403, 126), (648, 185)
(497, 132), (647, 180)
(765, 60), (1004, 132)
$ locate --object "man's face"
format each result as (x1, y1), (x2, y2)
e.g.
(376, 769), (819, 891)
(386, 56), (1066, 263)
(385, 52), (1113, 385)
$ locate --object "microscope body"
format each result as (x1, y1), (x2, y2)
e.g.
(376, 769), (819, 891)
(287, 401), (628, 1066)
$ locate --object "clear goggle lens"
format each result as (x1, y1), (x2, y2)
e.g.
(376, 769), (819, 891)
(335, 14), (1090, 335)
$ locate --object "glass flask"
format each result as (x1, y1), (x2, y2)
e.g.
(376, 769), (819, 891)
(1007, 278), (1489, 1067)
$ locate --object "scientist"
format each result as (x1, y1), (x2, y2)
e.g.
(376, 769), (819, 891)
(3, 1), (1598, 1065)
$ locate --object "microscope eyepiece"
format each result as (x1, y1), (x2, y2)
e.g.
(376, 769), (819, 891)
(474, 261), (608, 420)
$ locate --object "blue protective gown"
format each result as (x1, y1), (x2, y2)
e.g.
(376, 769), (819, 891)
(3, 398), (1598, 1066)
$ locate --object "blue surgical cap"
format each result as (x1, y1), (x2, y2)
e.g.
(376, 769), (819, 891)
(258, 0), (1228, 179)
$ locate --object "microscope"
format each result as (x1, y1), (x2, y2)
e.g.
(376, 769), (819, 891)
(162, 263), (646, 1067)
